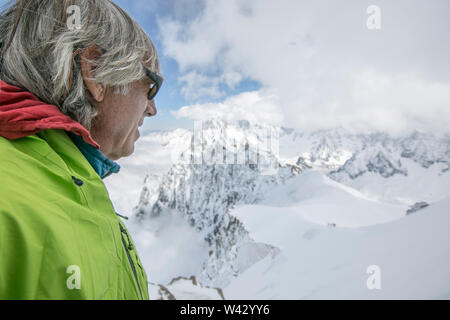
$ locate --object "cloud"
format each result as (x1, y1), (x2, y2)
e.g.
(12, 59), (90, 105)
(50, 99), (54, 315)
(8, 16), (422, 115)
(159, 0), (450, 134)
(178, 72), (223, 100)
(173, 70), (450, 136)
(171, 90), (284, 126)
(178, 71), (243, 100)
(287, 70), (450, 135)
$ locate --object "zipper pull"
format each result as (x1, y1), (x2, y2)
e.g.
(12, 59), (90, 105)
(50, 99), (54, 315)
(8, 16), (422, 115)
(71, 176), (84, 186)
(119, 223), (134, 251)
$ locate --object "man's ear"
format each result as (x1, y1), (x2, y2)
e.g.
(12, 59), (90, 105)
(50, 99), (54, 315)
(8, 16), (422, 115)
(80, 45), (105, 102)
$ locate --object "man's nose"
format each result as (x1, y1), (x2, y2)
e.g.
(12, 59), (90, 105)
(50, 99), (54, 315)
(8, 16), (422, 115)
(146, 99), (157, 117)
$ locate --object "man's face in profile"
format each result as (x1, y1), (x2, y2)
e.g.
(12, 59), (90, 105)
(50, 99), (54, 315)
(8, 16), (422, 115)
(91, 78), (157, 160)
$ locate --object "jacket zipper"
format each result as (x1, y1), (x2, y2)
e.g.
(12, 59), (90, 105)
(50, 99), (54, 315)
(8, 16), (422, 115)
(119, 223), (143, 300)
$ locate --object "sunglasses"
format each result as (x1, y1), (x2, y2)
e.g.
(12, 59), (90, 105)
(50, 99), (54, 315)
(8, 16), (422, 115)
(144, 67), (163, 101)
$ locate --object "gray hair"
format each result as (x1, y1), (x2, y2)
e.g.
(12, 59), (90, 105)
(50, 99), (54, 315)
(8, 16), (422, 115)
(0, 0), (161, 130)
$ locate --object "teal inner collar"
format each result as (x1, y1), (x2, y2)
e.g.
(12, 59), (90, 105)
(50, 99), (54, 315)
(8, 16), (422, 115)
(67, 132), (120, 179)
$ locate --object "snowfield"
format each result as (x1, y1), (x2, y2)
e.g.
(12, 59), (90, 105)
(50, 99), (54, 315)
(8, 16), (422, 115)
(258, 171), (407, 227)
(226, 183), (450, 299)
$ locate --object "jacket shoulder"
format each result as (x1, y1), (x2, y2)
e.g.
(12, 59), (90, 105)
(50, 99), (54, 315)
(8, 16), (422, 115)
(0, 134), (73, 205)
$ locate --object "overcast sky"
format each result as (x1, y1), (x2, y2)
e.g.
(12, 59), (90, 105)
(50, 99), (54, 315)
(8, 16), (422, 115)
(2, 0), (449, 134)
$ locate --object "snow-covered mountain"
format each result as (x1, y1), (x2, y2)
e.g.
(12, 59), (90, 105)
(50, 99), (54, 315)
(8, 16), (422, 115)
(327, 132), (450, 204)
(134, 119), (302, 287)
(104, 119), (450, 297)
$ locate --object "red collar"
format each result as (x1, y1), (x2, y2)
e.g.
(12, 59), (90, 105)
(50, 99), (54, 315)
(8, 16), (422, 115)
(0, 80), (99, 148)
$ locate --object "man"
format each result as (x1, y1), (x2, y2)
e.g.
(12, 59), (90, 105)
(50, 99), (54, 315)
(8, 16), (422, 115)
(0, 0), (163, 299)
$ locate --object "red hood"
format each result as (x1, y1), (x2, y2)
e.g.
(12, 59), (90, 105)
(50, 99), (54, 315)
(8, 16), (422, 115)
(0, 80), (99, 148)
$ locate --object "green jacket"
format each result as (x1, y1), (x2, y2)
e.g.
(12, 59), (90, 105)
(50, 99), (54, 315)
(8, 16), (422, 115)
(0, 129), (149, 299)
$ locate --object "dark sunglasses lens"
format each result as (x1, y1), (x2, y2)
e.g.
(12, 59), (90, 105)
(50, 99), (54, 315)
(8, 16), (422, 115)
(148, 83), (158, 100)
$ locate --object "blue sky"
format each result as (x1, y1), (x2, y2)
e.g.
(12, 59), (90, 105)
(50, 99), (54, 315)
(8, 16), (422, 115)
(2, 0), (450, 134)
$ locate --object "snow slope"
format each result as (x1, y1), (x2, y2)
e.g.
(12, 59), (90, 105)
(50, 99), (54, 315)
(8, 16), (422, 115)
(259, 171), (407, 228)
(225, 195), (450, 299)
